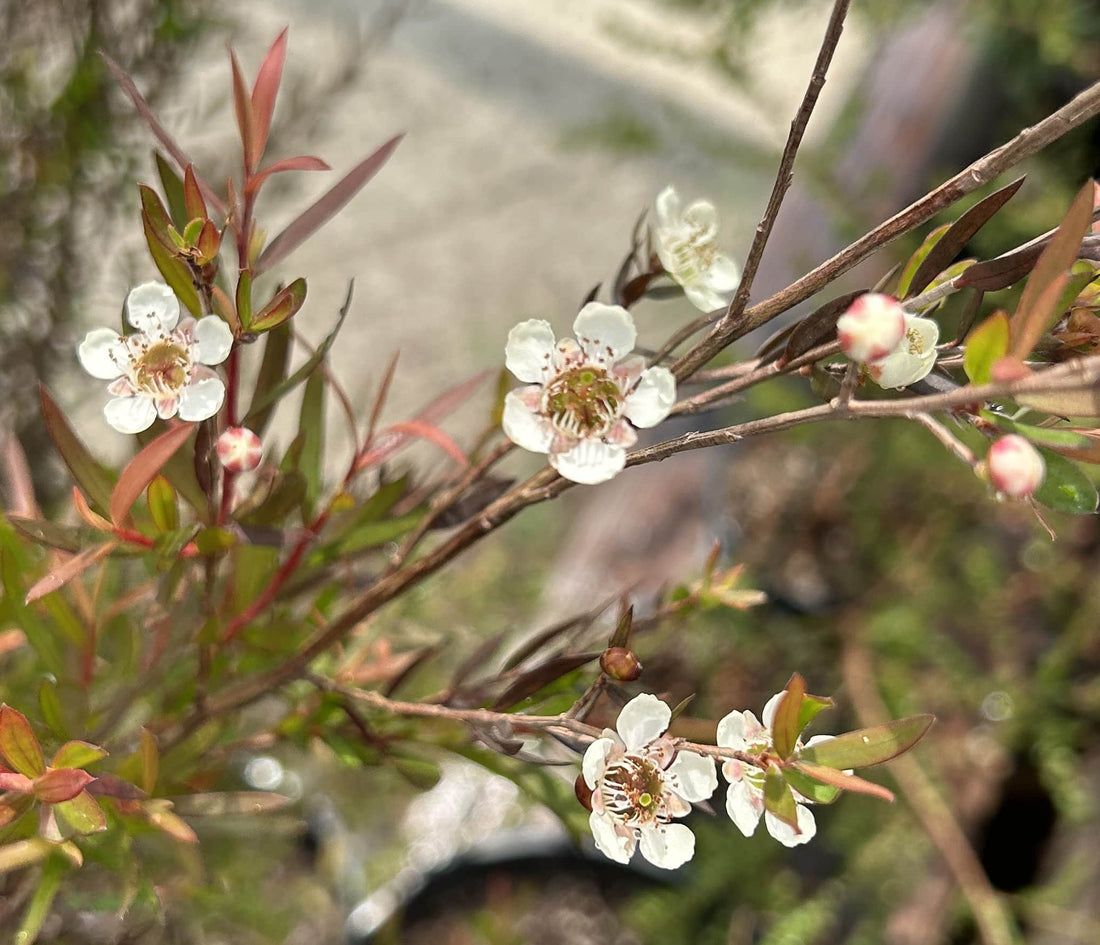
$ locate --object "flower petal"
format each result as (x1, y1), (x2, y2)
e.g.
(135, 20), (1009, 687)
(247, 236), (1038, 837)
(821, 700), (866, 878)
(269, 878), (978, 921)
(716, 710), (748, 752)
(624, 366), (676, 428)
(582, 737), (615, 790)
(605, 419), (638, 448)
(765, 803), (817, 847)
(589, 811), (634, 864)
(615, 693), (670, 752)
(683, 283), (727, 313)
(682, 199), (718, 239)
(194, 316), (234, 365)
(104, 396), (156, 434)
(155, 397), (180, 420)
(502, 389), (554, 454)
(505, 319), (556, 383)
(549, 439), (625, 485)
(706, 254), (741, 293)
(666, 750), (718, 804)
(126, 282), (180, 332)
(177, 378), (225, 422)
(78, 329), (125, 380)
(725, 778), (764, 837)
(869, 316), (939, 389)
(761, 692), (785, 732)
(655, 186), (681, 230)
(639, 822), (695, 870)
(573, 303), (637, 366)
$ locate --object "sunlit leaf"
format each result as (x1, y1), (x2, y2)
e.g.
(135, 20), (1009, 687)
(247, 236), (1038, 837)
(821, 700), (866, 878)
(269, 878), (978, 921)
(798, 714), (934, 769)
(50, 741), (107, 770)
(0, 838), (53, 874)
(53, 789), (107, 835)
(964, 311), (1011, 384)
(763, 766), (799, 830)
(784, 766), (840, 805)
(1034, 447), (1099, 514)
(897, 223), (949, 299)
(790, 760), (895, 802)
(0, 704), (45, 777)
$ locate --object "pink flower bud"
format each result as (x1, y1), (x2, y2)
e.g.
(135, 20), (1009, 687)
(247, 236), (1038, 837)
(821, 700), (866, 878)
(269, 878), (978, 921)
(836, 293), (907, 364)
(216, 427), (263, 472)
(987, 435), (1045, 498)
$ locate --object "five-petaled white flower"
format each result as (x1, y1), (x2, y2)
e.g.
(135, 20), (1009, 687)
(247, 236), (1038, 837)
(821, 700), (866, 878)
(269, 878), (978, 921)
(653, 186), (741, 313)
(78, 282), (234, 434)
(867, 313), (939, 390)
(503, 303), (676, 485)
(717, 692), (836, 847)
(582, 693), (717, 870)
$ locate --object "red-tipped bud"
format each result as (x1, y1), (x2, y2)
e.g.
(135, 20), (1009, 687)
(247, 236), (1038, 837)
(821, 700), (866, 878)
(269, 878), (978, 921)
(986, 435), (1045, 498)
(216, 427), (263, 472)
(600, 646), (643, 681)
(574, 773), (593, 811)
(836, 293), (907, 363)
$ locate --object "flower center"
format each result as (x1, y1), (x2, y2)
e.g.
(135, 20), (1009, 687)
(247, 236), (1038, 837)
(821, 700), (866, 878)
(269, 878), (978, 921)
(600, 755), (667, 826)
(133, 338), (192, 397)
(905, 325), (925, 355)
(666, 224), (717, 285)
(542, 365), (622, 438)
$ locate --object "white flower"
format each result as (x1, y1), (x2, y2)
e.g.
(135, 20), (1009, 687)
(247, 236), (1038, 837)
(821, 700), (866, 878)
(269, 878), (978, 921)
(653, 186), (741, 313)
(78, 282), (234, 434)
(502, 303), (676, 485)
(867, 313), (939, 389)
(716, 692), (836, 847)
(836, 293), (907, 364)
(986, 434), (1045, 498)
(582, 693), (717, 869)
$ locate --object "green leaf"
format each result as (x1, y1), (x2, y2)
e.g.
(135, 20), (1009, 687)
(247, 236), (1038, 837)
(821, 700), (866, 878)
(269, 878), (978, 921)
(798, 714), (934, 769)
(789, 760), (895, 802)
(250, 277), (307, 332)
(897, 223), (949, 298)
(392, 756), (442, 791)
(0, 838), (53, 875)
(0, 542), (64, 675)
(53, 790), (107, 835)
(142, 211), (202, 317)
(983, 414), (1093, 450)
(1034, 447), (1099, 514)
(771, 674), (806, 760)
(236, 268), (254, 332)
(964, 311), (1011, 384)
(784, 766), (841, 805)
(7, 518), (91, 554)
(797, 693), (835, 733)
(245, 322), (291, 436)
(763, 766), (799, 831)
(37, 680), (69, 740)
(0, 705), (45, 777)
(38, 385), (115, 515)
(244, 301), (349, 423)
(297, 371), (325, 520)
(50, 741), (107, 770)
(146, 475), (179, 533)
(154, 152), (189, 229)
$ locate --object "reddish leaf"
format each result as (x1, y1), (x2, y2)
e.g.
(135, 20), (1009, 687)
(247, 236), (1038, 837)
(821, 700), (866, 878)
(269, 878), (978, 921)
(183, 164), (207, 221)
(251, 29), (288, 166)
(258, 133), (404, 272)
(356, 420), (468, 473)
(100, 53), (225, 218)
(110, 423), (195, 526)
(25, 542), (116, 605)
(0, 705), (45, 778)
(491, 652), (601, 711)
(147, 804), (198, 843)
(789, 761), (896, 802)
(0, 771), (33, 793)
(249, 277), (307, 332)
(228, 45), (257, 173)
(84, 774), (146, 800)
(247, 155), (330, 194)
(781, 291), (866, 364)
(1010, 181), (1094, 358)
(33, 768), (94, 804)
(39, 385), (115, 514)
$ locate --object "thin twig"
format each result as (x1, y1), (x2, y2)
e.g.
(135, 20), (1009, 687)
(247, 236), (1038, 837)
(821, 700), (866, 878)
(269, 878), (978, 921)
(911, 413), (978, 468)
(720, 0), (851, 332)
(673, 77), (1100, 380)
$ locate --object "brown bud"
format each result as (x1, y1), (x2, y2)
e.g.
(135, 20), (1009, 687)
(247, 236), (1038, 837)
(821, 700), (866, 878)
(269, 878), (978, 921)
(574, 773), (593, 811)
(600, 646), (642, 681)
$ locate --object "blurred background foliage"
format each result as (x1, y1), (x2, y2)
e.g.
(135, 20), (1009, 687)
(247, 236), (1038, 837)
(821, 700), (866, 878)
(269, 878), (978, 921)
(3, 0), (1100, 943)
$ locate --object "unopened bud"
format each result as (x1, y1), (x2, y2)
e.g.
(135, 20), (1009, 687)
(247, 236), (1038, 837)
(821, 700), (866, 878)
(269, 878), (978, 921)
(600, 646), (642, 681)
(836, 293), (907, 363)
(574, 773), (593, 811)
(216, 426), (263, 472)
(986, 435), (1045, 498)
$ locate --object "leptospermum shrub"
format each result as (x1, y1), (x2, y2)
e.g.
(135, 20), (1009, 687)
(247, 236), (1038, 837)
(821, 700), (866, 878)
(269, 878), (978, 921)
(4, 15), (1100, 940)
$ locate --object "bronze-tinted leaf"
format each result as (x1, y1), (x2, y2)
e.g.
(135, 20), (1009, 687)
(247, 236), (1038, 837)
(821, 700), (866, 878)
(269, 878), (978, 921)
(782, 290), (866, 363)
(250, 29), (288, 166)
(789, 760), (895, 802)
(0, 705), (44, 778)
(491, 652), (600, 711)
(24, 542), (116, 604)
(39, 385), (115, 514)
(110, 423), (195, 526)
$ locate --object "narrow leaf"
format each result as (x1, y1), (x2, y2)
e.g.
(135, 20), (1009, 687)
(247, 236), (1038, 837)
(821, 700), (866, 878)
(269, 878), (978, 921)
(147, 475), (179, 533)
(251, 28), (288, 165)
(228, 45), (257, 172)
(906, 177), (1026, 298)
(248, 155), (331, 193)
(110, 423), (195, 525)
(142, 211), (202, 316)
(250, 277), (307, 332)
(897, 224), (949, 299)
(7, 518), (89, 554)
(964, 311), (1011, 384)
(38, 385), (115, 514)
(245, 321), (291, 435)
(763, 766), (799, 831)
(183, 163), (207, 221)
(258, 133), (404, 272)
(25, 542), (116, 605)
(297, 371), (325, 518)
(1011, 181), (1094, 358)
(0, 838), (53, 875)
(491, 652), (601, 711)
(782, 290), (867, 364)
(784, 767), (841, 805)
(155, 151), (188, 228)
(100, 53), (225, 218)
(0, 705), (45, 777)
(236, 268), (254, 332)
(790, 761), (895, 802)
(355, 419), (468, 473)
(798, 714), (934, 769)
